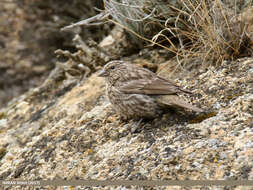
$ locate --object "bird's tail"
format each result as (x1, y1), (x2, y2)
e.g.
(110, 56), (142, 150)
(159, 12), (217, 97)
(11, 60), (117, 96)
(157, 95), (204, 112)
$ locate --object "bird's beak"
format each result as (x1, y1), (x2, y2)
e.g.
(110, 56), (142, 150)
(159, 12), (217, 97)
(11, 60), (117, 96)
(98, 69), (106, 77)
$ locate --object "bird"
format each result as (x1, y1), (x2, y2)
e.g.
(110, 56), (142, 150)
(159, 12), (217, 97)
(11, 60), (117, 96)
(98, 60), (203, 120)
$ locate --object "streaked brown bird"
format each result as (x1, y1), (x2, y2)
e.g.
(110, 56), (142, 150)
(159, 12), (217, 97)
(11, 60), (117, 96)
(98, 60), (203, 120)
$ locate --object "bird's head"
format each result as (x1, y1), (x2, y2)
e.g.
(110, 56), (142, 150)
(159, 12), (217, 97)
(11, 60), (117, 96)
(98, 60), (126, 78)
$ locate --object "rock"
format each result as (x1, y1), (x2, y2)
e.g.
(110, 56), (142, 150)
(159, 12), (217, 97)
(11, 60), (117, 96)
(0, 52), (252, 187)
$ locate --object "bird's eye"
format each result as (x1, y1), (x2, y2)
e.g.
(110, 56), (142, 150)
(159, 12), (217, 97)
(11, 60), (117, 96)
(110, 66), (115, 70)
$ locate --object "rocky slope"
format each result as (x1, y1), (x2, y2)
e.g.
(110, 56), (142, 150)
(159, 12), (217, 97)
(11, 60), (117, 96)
(0, 53), (252, 189)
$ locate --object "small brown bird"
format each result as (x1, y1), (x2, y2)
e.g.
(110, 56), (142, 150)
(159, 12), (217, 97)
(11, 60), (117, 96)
(98, 60), (203, 120)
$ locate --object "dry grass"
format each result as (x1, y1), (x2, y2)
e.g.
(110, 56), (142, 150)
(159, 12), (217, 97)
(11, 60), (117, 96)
(158, 0), (253, 64)
(104, 0), (253, 65)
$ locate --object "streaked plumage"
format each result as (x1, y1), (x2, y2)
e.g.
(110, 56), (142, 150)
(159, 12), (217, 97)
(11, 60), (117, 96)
(98, 60), (203, 120)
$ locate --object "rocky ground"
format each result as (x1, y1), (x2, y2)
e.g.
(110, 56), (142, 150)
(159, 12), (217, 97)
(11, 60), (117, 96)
(0, 52), (252, 190)
(0, 0), (106, 108)
(0, 1), (253, 190)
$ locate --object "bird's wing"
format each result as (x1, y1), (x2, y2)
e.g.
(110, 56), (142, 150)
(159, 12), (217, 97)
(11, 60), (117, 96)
(156, 95), (204, 112)
(119, 77), (190, 95)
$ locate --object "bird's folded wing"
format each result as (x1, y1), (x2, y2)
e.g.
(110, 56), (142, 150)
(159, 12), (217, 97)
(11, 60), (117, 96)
(119, 78), (183, 95)
(156, 95), (204, 112)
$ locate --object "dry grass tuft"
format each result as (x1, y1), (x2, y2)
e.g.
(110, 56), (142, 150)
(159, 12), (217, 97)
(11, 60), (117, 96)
(104, 0), (253, 65)
(159, 0), (253, 64)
